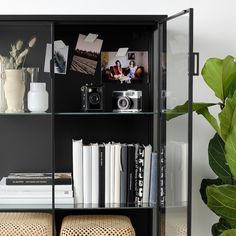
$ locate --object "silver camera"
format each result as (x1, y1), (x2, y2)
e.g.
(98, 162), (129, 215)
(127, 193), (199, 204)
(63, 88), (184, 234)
(112, 90), (142, 112)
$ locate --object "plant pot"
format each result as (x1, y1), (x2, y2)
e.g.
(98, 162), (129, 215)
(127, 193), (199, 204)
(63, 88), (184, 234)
(4, 69), (25, 113)
(0, 63), (7, 112)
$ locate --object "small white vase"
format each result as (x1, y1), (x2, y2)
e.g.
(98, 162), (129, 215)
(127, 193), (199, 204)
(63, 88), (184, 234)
(27, 82), (48, 112)
(4, 69), (25, 113)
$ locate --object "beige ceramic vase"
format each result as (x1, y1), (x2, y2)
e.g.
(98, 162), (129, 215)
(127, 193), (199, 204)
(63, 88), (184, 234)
(4, 69), (25, 113)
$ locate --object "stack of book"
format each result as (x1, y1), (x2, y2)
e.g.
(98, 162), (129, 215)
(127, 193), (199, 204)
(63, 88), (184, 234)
(73, 139), (158, 206)
(0, 173), (74, 205)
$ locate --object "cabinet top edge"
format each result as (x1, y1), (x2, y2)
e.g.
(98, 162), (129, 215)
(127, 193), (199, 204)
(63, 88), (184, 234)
(0, 15), (167, 23)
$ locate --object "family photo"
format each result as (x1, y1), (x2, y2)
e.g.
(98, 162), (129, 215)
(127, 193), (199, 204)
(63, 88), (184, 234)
(101, 51), (148, 83)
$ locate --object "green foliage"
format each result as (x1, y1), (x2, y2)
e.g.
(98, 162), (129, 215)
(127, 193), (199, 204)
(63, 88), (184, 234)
(219, 94), (236, 142)
(207, 185), (236, 227)
(197, 107), (221, 138)
(220, 229), (236, 236)
(208, 134), (232, 181)
(165, 102), (217, 120)
(201, 56), (236, 102)
(168, 55), (236, 235)
(225, 125), (236, 179)
(212, 218), (233, 236)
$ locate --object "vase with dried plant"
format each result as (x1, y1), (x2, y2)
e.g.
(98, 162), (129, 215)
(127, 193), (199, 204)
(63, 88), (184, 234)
(0, 37), (37, 113)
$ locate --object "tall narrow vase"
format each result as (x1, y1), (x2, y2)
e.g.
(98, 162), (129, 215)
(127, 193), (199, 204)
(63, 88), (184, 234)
(0, 63), (7, 112)
(4, 69), (25, 113)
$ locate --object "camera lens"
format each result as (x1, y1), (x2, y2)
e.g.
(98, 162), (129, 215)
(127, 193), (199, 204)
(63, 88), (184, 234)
(117, 96), (130, 110)
(89, 93), (100, 105)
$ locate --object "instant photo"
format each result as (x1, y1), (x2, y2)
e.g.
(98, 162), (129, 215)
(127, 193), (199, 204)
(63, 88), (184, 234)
(44, 42), (69, 75)
(70, 34), (103, 76)
(101, 51), (148, 84)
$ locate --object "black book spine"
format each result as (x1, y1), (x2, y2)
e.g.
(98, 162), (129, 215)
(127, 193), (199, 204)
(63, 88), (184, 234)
(6, 178), (71, 185)
(98, 145), (105, 206)
(135, 145), (144, 204)
(127, 144), (135, 205)
(120, 144), (127, 204)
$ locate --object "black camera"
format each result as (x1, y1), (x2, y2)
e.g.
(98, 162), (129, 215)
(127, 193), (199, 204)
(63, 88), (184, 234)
(112, 90), (142, 112)
(81, 84), (103, 111)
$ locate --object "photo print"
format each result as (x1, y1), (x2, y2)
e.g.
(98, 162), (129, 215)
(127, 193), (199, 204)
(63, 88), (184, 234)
(101, 51), (148, 84)
(44, 40), (69, 75)
(70, 34), (103, 76)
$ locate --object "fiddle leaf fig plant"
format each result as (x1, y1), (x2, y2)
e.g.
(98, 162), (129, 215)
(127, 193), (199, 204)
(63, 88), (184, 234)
(167, 55), (236, 236)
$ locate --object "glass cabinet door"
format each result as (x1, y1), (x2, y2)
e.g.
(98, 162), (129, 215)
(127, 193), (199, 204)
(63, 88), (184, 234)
(0, 22), (53, 211)
(158, 9), (193, 236)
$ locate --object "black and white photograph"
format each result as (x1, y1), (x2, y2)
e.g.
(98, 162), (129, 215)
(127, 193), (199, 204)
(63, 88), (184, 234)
(44, 42), (69, 75)
(101, 51), (148, 84)
(128, 52), (135, 60)
(70, 34), (103, 76)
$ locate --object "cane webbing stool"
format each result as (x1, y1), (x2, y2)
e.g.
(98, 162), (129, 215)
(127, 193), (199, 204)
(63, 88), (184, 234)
(60, 215), (136, 236)
(0, 212), (53, 236)
(165, 212), (187, 236)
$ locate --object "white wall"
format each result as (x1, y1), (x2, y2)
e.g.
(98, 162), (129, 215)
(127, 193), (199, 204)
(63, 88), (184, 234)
(1, 0), (236, 235)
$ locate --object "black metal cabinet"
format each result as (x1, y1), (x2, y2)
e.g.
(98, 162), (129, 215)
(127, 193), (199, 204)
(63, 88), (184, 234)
(0, 10), (194, 236)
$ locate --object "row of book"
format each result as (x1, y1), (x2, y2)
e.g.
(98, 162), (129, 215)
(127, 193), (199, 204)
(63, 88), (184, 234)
(73, 140), (158, 205)
(0, 173), (74, 204)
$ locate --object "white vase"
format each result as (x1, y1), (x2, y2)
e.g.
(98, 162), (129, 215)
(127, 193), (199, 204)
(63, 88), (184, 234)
(4, 69), (25, 113)
(27, 82), (48, 112)
(0, 63), (7, 112)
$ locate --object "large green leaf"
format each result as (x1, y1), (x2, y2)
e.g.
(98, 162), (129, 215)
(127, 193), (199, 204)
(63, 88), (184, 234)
(197, 107), (221, 137)
(228, 80), (236, 98)
(208, 134), (232, 180)
(166, 101), (217, 120)
(212, 218), (233, 236)
(220, 229), (236, 236)
(200, 178), (224, 205)
(207, 185), (236, 228)
(225, 125), (236, 178)
(219, 95), (236, 142)
(201, 56), (236, 102)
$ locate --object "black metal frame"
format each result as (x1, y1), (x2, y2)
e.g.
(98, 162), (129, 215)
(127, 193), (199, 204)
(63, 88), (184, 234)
(158, 8), (194, 236)
(0, 13), (194, 236)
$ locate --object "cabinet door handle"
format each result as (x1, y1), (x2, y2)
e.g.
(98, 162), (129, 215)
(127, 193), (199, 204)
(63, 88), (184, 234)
(193, 52), (199, 76)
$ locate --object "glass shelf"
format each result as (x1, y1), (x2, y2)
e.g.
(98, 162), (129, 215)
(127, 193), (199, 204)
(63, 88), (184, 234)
(55, 202), (156, 210)
(55, 112), (159, 116)
(0, 112), (52, 116)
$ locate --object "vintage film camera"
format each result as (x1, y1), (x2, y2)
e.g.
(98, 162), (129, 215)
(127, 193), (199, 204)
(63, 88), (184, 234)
(112, 90), (142, 112)
(81, 84), (103, 111)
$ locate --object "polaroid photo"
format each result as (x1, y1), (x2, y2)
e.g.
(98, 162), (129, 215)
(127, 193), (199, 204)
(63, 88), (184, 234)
(70, 34), (103, 76)
(44, 42), (69, 75)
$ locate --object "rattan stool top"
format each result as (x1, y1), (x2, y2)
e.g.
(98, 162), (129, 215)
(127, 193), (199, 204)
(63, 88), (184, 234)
(60, 215), (136, 236)
(0, 212), (52, 236)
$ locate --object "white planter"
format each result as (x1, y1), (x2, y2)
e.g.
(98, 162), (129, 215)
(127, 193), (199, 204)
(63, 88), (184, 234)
(27, 82), (48, 112)
(0, 63), (7, 112)
(4, 69), (25, 113)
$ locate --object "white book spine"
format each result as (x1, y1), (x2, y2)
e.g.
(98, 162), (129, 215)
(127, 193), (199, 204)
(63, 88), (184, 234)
(114, 144), (121, 204)
(0, 197), (74, 205)
(105, 143), (111, 204)
(72, 139), (83, 204)
(110, 144), (115, 204)
(91, 143), (99, 204)
(0, 190), (73, 198)
(174, 142), (188, 203)
(143, 144), (152, 203)
(83, 145), (92, 204)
